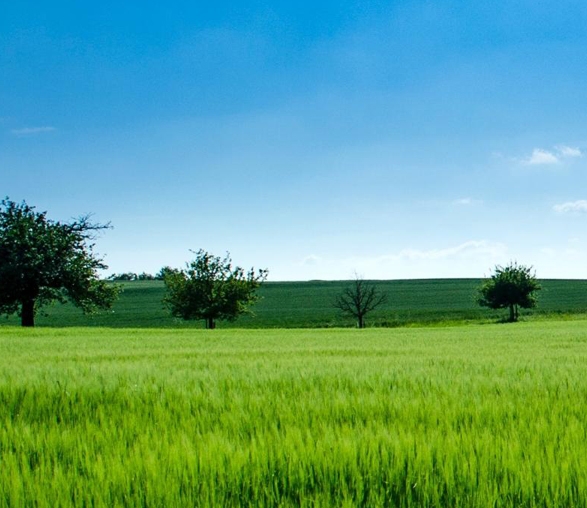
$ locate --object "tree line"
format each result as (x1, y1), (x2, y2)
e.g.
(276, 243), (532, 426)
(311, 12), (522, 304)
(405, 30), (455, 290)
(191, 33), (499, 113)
(0, 199), (541, 327)
(107, 268), (174, 281)
(108, 272), (160, 281)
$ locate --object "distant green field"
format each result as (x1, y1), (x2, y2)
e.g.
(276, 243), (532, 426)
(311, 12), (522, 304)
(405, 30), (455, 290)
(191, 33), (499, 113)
(3, 279), (587, 328)
(3, 322), (587, 506)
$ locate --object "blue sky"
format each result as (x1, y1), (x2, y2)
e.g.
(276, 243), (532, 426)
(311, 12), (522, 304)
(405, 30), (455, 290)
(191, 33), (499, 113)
(2, 0), (587, 280)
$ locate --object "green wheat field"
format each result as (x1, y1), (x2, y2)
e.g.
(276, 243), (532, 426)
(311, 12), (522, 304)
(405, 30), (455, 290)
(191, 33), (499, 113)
(4, 321), (587, 506)
(2, 278), (587, 328)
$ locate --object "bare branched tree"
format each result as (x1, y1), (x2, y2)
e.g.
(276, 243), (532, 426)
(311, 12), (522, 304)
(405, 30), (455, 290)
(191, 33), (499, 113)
(334, 273), (387, 328)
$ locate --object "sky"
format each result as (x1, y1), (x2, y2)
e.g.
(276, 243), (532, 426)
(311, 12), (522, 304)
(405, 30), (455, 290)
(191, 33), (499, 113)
(2, 0), (587, 280)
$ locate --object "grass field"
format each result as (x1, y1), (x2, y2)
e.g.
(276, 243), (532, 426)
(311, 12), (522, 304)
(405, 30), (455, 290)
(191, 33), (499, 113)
(3, 322), (587, 506)
(2, 278), (587, 328)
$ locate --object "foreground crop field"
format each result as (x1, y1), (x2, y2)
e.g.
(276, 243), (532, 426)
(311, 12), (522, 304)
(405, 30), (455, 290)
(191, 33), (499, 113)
(3, 323), (587, 506)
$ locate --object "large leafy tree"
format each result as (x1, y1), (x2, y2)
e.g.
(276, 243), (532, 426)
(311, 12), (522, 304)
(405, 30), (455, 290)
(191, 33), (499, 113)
(478, 262), (541, 322)
(334, 274), (387, 328)
(0, 198), (119, 327)
(163, 249), (268, 329)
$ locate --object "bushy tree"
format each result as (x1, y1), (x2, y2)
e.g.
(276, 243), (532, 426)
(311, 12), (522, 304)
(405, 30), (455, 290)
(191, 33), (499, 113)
(163, 249), (268, 329)
(0, 198), (119, 327)
(155, 266), (174, 280)
(334, 274), (387, 328)
(478, 262), (540, 322)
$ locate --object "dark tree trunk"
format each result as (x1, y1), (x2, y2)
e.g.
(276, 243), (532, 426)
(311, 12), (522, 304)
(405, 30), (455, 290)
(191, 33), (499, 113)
(358, 315), (365, 329)
(21, 299), (35, 327)
(206, 318), (216, 329)
(509, 304), (516, 322)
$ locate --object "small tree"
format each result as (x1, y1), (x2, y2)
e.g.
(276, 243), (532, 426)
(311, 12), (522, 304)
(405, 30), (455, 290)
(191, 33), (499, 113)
(334, 274), (387, 328)
(0, 198), (119, 327)
(163, 249), (268, 329)
(478, 262), (540, 322)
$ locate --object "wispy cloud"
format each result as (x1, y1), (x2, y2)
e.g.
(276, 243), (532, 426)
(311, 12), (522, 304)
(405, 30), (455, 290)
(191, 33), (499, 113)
(524, 148), (560, 165)
(391, 240), (507, 261)
(553, 200), (587, 214)
(300, 254), (322, 266)
(338, 240), (509, 279)
(521, 145), (583, 166)
(452, 197), (482, 206)
(557, 145), (583, 158)
(11, 126), (56, 136)
(288, 241), (511, 280)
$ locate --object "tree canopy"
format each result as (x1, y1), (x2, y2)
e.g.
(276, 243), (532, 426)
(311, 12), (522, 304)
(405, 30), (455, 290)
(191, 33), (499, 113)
(334, 274), (387, 328)
(163, 249), (268, 329)
(0, 198), (119, 326)
(478, 262), (540, 322)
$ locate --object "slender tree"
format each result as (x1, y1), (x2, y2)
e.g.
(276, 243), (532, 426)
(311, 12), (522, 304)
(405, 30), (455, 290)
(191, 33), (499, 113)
(163, 249), (268, 329)
(0, 198), (119, 327)
(478, 262), (540, 322)
(334, 274), (387, 328)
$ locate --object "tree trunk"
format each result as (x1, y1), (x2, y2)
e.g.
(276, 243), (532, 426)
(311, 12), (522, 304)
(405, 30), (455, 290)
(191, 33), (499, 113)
(509, 304), (516, 322)
(206, 317), (216, 329)
(21, 299), (35, 327)
(358, 315), (365, 329)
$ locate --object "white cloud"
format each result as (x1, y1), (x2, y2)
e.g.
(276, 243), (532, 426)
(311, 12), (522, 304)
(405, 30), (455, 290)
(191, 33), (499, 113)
(556, 145), (583, 158)
(11, 126), (56, 136)
(553, 200), (587, 214)
(523, 148), (560, 165)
